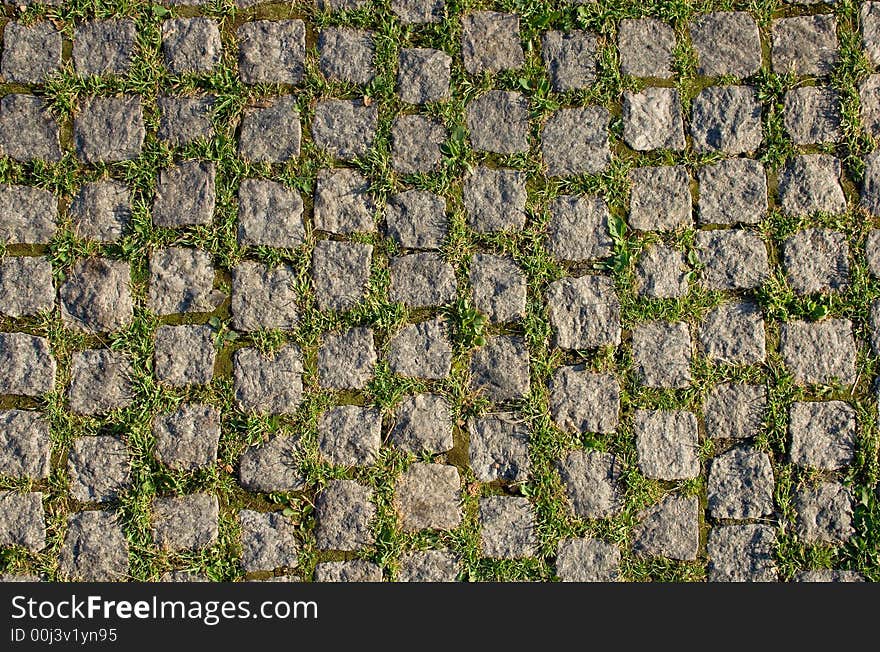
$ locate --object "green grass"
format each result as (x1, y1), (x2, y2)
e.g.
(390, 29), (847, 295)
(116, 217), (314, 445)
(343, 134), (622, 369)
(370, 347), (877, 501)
(1, 0), (879, 583)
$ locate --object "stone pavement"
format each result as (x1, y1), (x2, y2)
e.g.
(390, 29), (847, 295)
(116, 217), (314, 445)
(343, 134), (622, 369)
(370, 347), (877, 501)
(0, 0), (878, 582)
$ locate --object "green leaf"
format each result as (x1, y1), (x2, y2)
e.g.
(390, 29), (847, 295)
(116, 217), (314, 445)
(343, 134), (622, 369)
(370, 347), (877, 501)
(282, 507), (295, 517)
(151, 4), (171, 17)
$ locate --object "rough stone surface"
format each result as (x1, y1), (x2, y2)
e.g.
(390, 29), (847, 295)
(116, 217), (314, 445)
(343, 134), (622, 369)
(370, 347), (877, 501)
(0, 492), (45, 551)
(387, 317), (452, 379)
(73, 19), (137, 76)
(390, 252), (456, 307)
(397, 551), (459, 582)
(634, 410), (700, 481)
(696, 229), (769, 290)
(69, 181), (131, 242)
(542, 106), (610, 176)
(556, 538), (620, 582)
(397, 48), (451, 104)
(153, 160), (215, 227)
(0, 410), (51, 480)
(68, 349), (133, 416)
(707, 447), (774, 520)
(318, 27), (375, 85)
(1, 22), (62, 84)
(463, 166), (527, 233)
(550, 367), (619, 435)
(314, 480), (375, 551)
(311, 99), (377, 161)
(318, 405), (382, 467)
(467, 91), (529, 155)
(468, 414), (530, 483)
(233, 345), (303, 415)
(469, 336), (530, 403)
(547, 275), (621, 350)
(390, 394), (454, 454)
(783, 229), (849, 294)
(623, 88), (685, 151)
(60, 258), (132, 334)
(633, 495), (699, 561)
(869, 229), (880, 277)
(237, 20), (305, 85)
(391, 114), (446, 174)
(67, 436), (130, 502)
(59, 511), (128, 581)
(704, 383), (767, 440)
(385, 190), (446, 249)
(699, 302), (766, 365)
(238, 436), (304, 493)
(778, 155), (846, 216)
(779, 319), (857, 386)
(314, 560), (382, 582)
(461, 12), (524, 74)
(313, 168), (376, 234)
(789, 401), (856, 471)
(0, 257), (54, 318)
(690, 86), (762, 154)
(618, 18), (675, 78)
(148, 247), (222, 316)
(157, 95), (214, 146)
(152, 494), (219, 551)
(772, 15), (839, 76)
(479, 496), (536, 559)
(395, 463), (461, 532)
(311, 240), (373, 311)
(317, 327), (377, 390)
(238, 96), (301, 163)
(632, 321), (692, 388)
(557, 450), (622, 519)
(707, 525), (777, 582)
(237, 179), (304, 249)
(547, 195), (611, 261)
(0, 94), (61, 162)
(865, 2), (880, 67)
(469, 253), (526, 322)
(240, 510), (298, 573)
(862, 150), (880, 217)
(0, 185), (57, 245)
(784, 87), (841, 145)
(689, 12), (762, 78)
(628, 165), (692, 231)
(795, 482), (854, 544)
(861, 74), (880, 138)
(74, 96), (145, 163)
(231, 260), (298, 330)
(542, 30), (597, 91)
(796, 570), (864, 582)
(697, 159), (767, 226)
(392, 0), (443, 24)
(634, 244), (688, 298)
(161, 18), (222, 73)
(153, 404), (221, 471)
(0, 333), (55, 398)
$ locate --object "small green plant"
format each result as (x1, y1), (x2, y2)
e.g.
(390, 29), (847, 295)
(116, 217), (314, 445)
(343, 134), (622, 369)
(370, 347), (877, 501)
(448, 296), (488, 349)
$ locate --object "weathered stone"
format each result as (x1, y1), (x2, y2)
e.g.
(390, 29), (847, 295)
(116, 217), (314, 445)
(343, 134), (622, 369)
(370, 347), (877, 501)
(157, 95), (214, 146)
(618, 18), (675, 78)
(470, 335), (530, 402)
(233, 345), (303, 415)
(699, 302), (766, 365)
(696, 229), (769, 290)
(318, 327), (377, 390)
(468, 414), (530, 483)
(779, 319), (856, 386)
(558, 449), (622, 519)
(697, 159), (767, 226)
(318, 405), (382, 467)
(461, 12), (524, 74)
(628, 165), (692, 231)
(0, 185), (56, 245)
(387, 317), (452, 379)
(0, 410), (50, 480)
(0, 492), (44, 551)
(69, 180), (130, 242)
(542, 106), (610, 176)
(59, 511), (128, 581)
(707, 525), (777, 582)
(238, 96), (301, 163)
(0, 333), (55, 397)
(390, 394), (453, 454)
(634, 410), (700, 481)
(467, 90), (529, 155)
(161, 18), (222, 73)
(60, 258), (132, 334)
(784, 87), (841, 145)
(391, 114), (446, 174)
(469, 253), (526, 322)
(74, 96), (144, 163)
(556, 538), (620, 582)
(397, 48), (451, 104)
(67, 436), (130, 503)
(779, 154), (846, 216)
(542, 30), (597, 91)
(313, 168), (375, 234)
(397, 550), (459, 582)
(238, 435), (304, 493)
(237, 20), (305, 85)
(314, 560), (382, 582)
(479, 496), (536, 559)
(789, 401), (856, 471)
(864, 1), (880, 67)
(240, 510), (298, 573)
(795, 482), (854, 544)
(795, 569), (864, 582)
(311, 99), (377, 161)
(632, 494), (699, 561)
(632, 321), (692, 388)
(862, 150), (880, 217)
(707, 446), (774, 519)
(67, 349), (133, 416)
(152, 494), (219, 551)
(148, 247), (222, 316)
(689, 12), (762, 78)
(772, 15), (838, 76)
(860, 74), (880, 138)
(550, 367), (619, 435)
(311, 240), (373, 311)
(463, 166), (526, 233)
(392, 0), (443, 24)
(0, 95), (61, 162)
(1, 22), (61, 84)
(314, 480), (375, 551)
(783, 229), (849, 294)
(153, 160), (215, 227)
(73, 19), (137, 76)
(547, 195), (611, 261)
(623, 88), (685, 151)
(0, 257), (54, 318)
(318, 27), (375, 84)
(704, 383), (766, 440)
(153, 404), (220, 471)
(635, 244), (688, 298)
(547, 276), (621, 349)
(231, 260), (298, 330)
(690, 86), (762, 154)
(237, 179), (304, 249)
(395, 463), (461, 532)
(390, 252), (456, 307)
(868, 229), (880, 277)
(385, 190), (446, 249)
